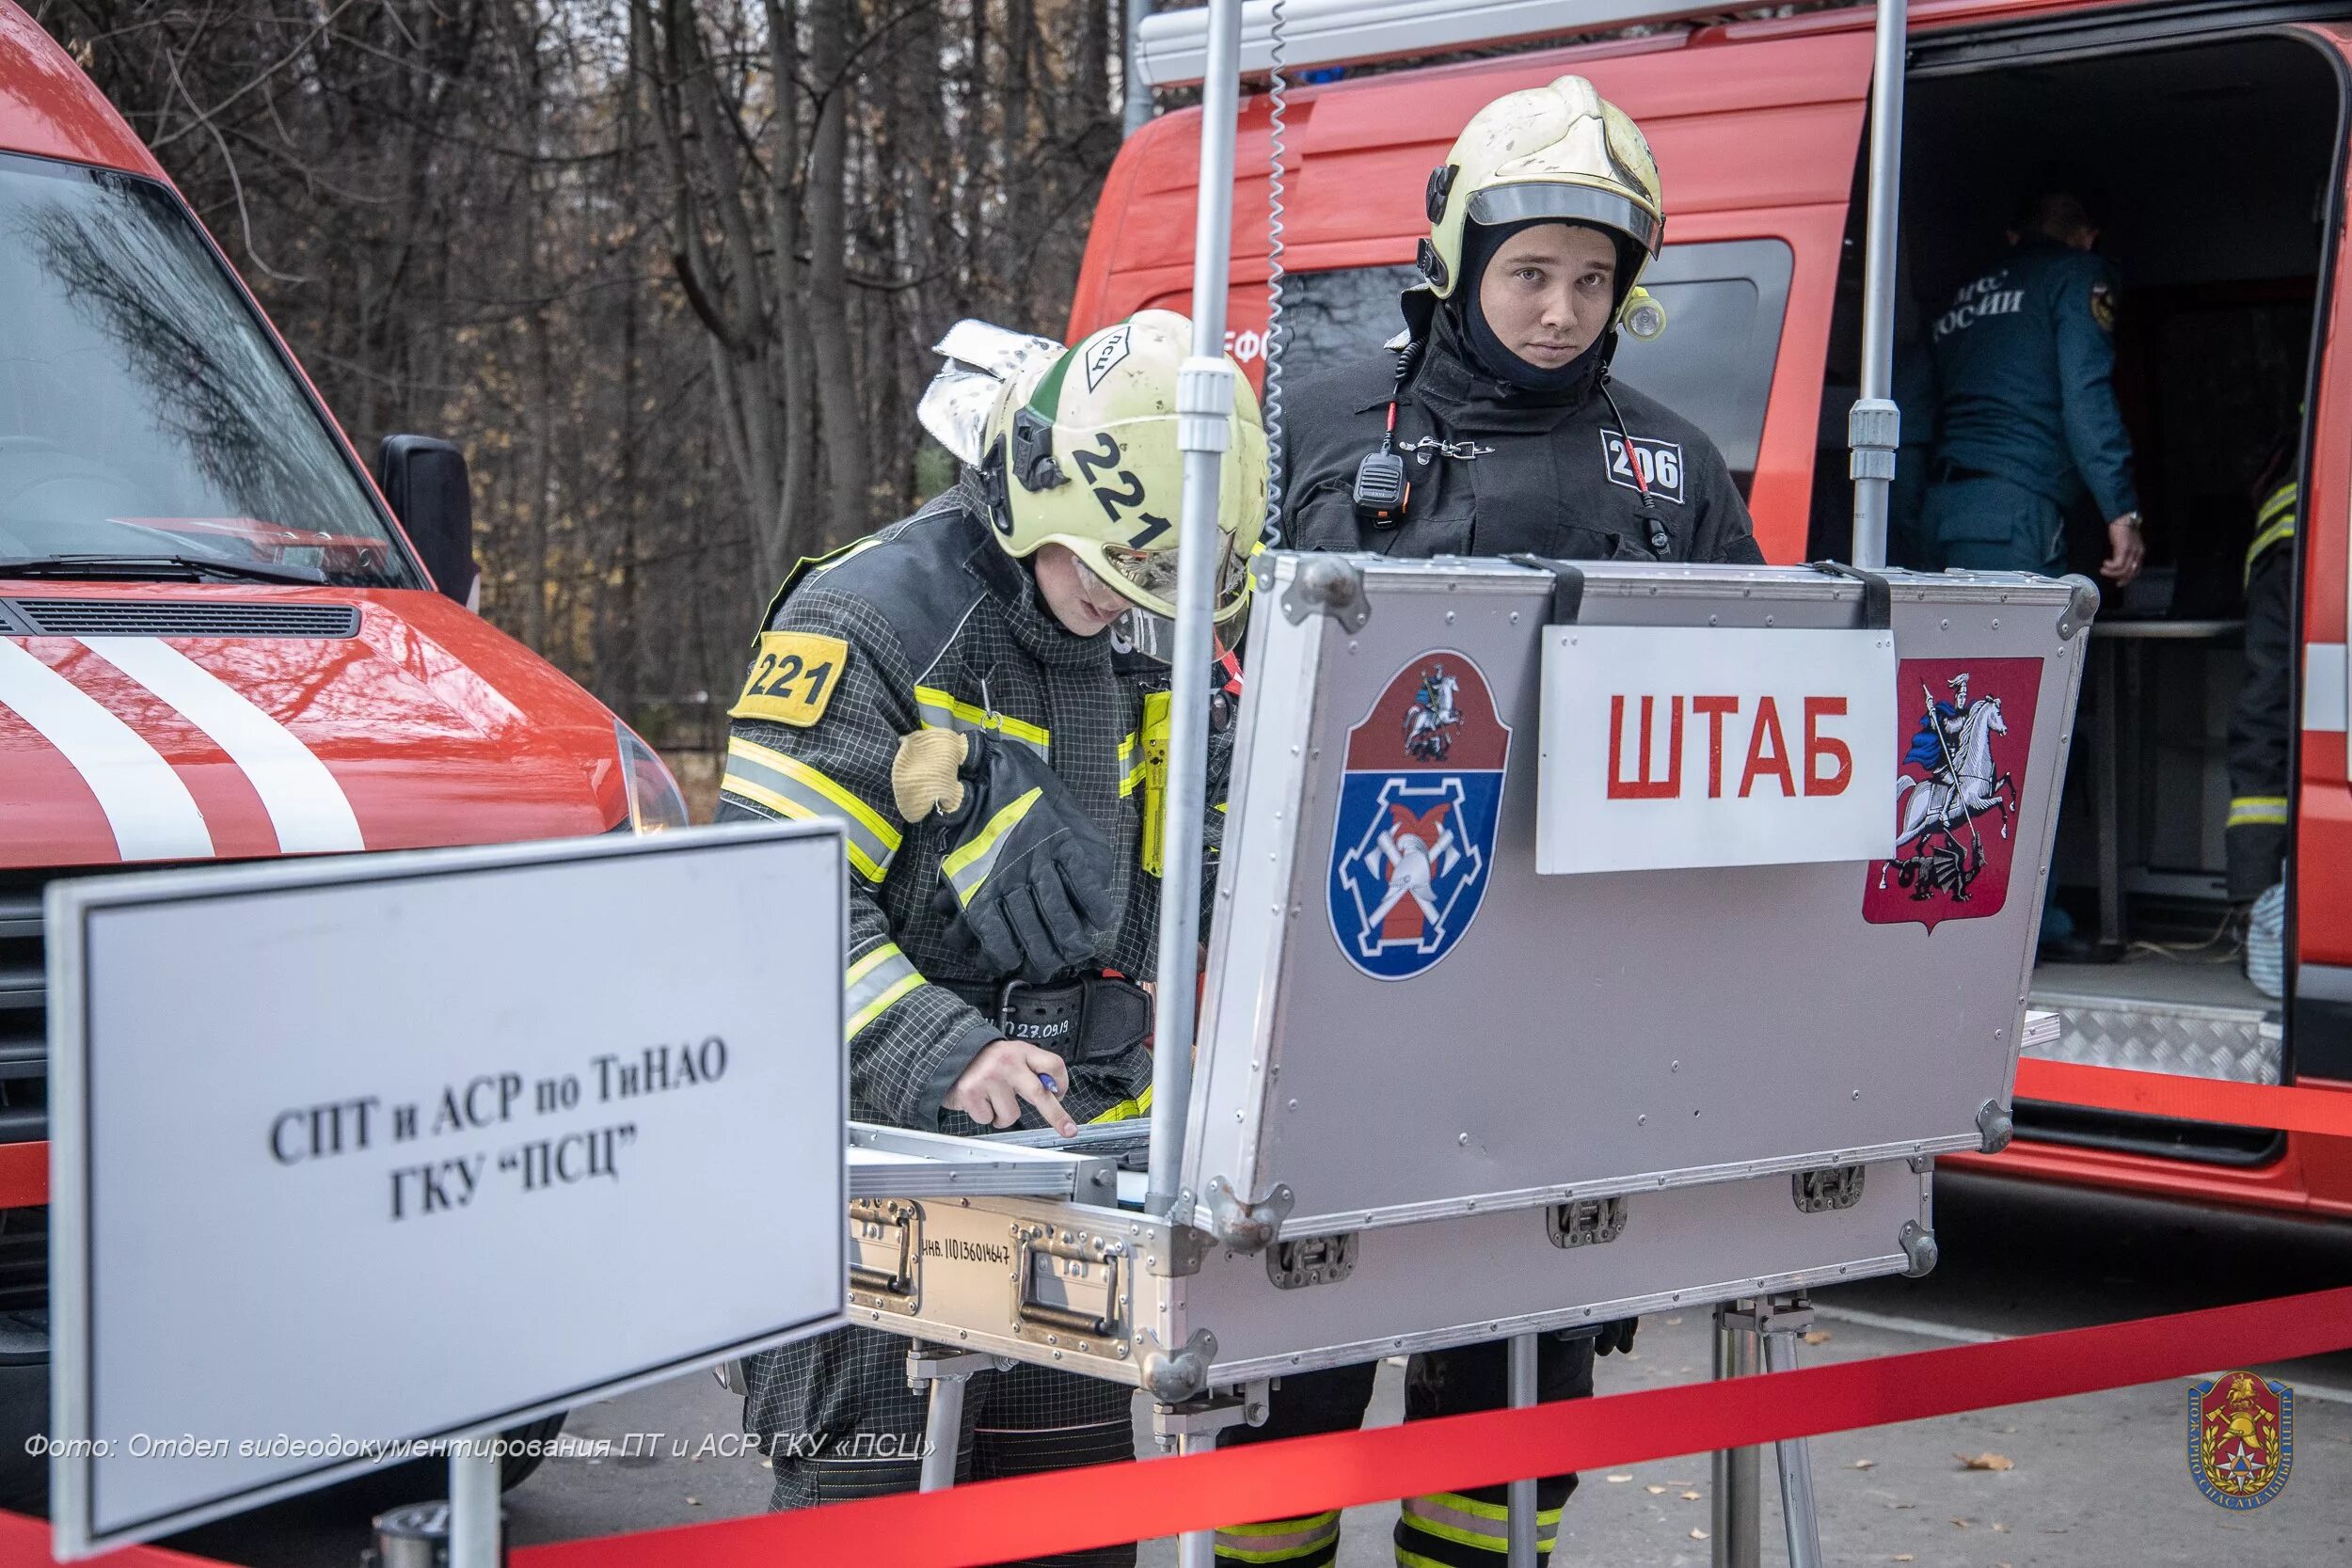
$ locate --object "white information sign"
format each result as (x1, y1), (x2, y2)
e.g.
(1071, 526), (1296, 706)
(48, 822), (847, 1557)
(1538, 626), (1898, 874)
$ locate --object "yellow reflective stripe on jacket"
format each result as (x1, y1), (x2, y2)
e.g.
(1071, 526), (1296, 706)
(914, 685), (1050, 756)
(1119, 732), (1144, 798)
(721, 736), (901, 883)
(1212, 1510), (1339, 1563)
(2257, 481), (2299, 530)
(1399, 1491), (1562, 1553)
(845, 943), (922, 1040)
(2229, 796), (2290, 829)
(940, 785), (1043, 909)
(2247, 483), (2298, 583)
(1088, 1084), (1154, 1125)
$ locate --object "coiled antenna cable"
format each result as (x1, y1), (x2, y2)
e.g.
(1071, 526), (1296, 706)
(1260, 0), (1291, 546)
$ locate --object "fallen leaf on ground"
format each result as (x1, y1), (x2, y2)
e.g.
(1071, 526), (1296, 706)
(1803, 1329), (1832, 1344)
(1893, 1557), (1915, 1563)
(1605, 1473), (1633, 1483)
(1680, 1490), (1701, 1500)
(685, 1497), (701, 1507)
(1645, 1484), (1668, 1495)
(1951, 1517), (1970, 1528)
(1690, 1528), (1709, 1541)
(1992, 1522), (2010, 1533)
(1849, 1459), (1876, 1470)
(1956, 1451), (2014, 1471)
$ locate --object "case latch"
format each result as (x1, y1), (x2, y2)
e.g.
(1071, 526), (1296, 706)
(1279, 555), (1371, 631)
(848, 1198), (922, 1314)
(1012, 1224), (1124, 1339)
(1546, 1195), (1628, 1248)
(1791, 1164), (1867, 1213)
(1266, 1230), (1359, 1290)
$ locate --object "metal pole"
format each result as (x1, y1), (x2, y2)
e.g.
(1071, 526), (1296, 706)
(446, 1437), (501, 1568)
(918, 1376), (967, 1493)
(1177, 1429), (1219, 1568)
(1710, 1310), (1760, 1568)
(1760, 1331), (1824, 1568)
(1848, 0), (1909, 569)
(1505, 1333), (1540, 1568)
(1123, 0), (1154, 135)
(1144, 0), (1244, 1221)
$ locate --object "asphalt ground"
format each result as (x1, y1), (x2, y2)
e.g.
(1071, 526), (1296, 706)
(152, 1171), (2352, 1566)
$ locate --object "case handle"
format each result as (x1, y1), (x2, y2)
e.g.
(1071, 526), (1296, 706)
(1807, 560), (1893, 630)
(1506, 554), (1587, 626)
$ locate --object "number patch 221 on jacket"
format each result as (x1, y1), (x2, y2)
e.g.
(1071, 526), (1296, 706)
(730, 631), (849, 726)
(1600, 431), (1686, 506)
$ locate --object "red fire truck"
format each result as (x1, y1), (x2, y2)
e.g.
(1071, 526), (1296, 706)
(1079, 0), (2352, 1218)
(0, 0), (685, 1498)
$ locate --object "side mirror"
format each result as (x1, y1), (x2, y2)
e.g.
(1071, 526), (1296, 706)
(376, 436), (478, 608)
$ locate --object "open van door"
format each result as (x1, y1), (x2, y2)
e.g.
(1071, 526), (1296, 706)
(2289, 25), (2352, 1093)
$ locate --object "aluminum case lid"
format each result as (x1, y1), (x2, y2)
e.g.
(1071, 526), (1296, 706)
(1183, 555), (2090, 1244)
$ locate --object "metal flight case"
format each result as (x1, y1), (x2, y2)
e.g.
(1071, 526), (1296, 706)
(850, 555), (2092, 1399)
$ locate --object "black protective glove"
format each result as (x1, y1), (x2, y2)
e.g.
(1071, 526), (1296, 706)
(1590, 1317), (1639, 1356)
(921, 732), (1117, 983)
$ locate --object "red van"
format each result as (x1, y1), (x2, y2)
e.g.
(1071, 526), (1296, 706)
(1077, 0), (2352, 1218)
(0, 0), (684, 1497)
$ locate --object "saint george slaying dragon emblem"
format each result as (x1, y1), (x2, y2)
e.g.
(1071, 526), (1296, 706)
(1328, 653), (1510, 980)
(1863, 657), (2040, 930)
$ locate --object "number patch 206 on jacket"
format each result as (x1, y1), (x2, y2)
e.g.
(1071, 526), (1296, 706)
(1600, 430), (1686, 506)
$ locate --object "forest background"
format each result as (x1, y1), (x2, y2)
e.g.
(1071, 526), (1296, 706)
(28, 0), (1138, 794)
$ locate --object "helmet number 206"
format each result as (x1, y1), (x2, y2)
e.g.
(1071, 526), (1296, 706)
(1072, 432), (1172, 548)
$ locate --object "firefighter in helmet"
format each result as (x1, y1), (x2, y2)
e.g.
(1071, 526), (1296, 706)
(724, 310), (1263, 1551)
(1278, 73), (1762, 567)
(1226, 77), (1702, 1568)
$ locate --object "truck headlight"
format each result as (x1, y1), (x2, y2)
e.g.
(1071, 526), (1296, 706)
(616, 721), (691, 833)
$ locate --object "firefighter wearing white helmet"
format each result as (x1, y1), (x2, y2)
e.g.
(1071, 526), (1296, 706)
(1278, 73), (1763, 571)
(1223, 78), (1755, 1568)
(720, 311), (1257, 1552)
(984, 308), (1267, 624)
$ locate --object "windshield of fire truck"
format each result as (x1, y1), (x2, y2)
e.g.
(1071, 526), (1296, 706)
(0, 152), (420, 588)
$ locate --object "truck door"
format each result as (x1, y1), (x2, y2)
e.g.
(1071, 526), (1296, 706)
(2289, 27), (2352, 1090)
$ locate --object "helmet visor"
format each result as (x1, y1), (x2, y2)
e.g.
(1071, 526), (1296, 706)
(1099, 535), (1251, 620)
(1467, 182), (1661, 257)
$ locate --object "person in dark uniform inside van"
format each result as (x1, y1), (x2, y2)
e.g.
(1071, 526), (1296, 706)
(1278, 74), (1762, 568)
(1922, 191), (2145, 955)
(1224, 74), (1736, 1568)
(1921, 190), (2147, 586)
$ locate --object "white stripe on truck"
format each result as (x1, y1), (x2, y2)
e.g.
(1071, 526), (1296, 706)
(0, 638), (215, 861)
(79, 636), (365, 853)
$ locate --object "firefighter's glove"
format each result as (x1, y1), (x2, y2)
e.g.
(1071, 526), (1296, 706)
(1591, 1317), (1639, 1356)
(914, 732), (1116, 983)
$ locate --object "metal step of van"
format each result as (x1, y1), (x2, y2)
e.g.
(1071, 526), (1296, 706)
(2020, 961), (2284, 1165)
(2027, 961), (2280, 1085)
